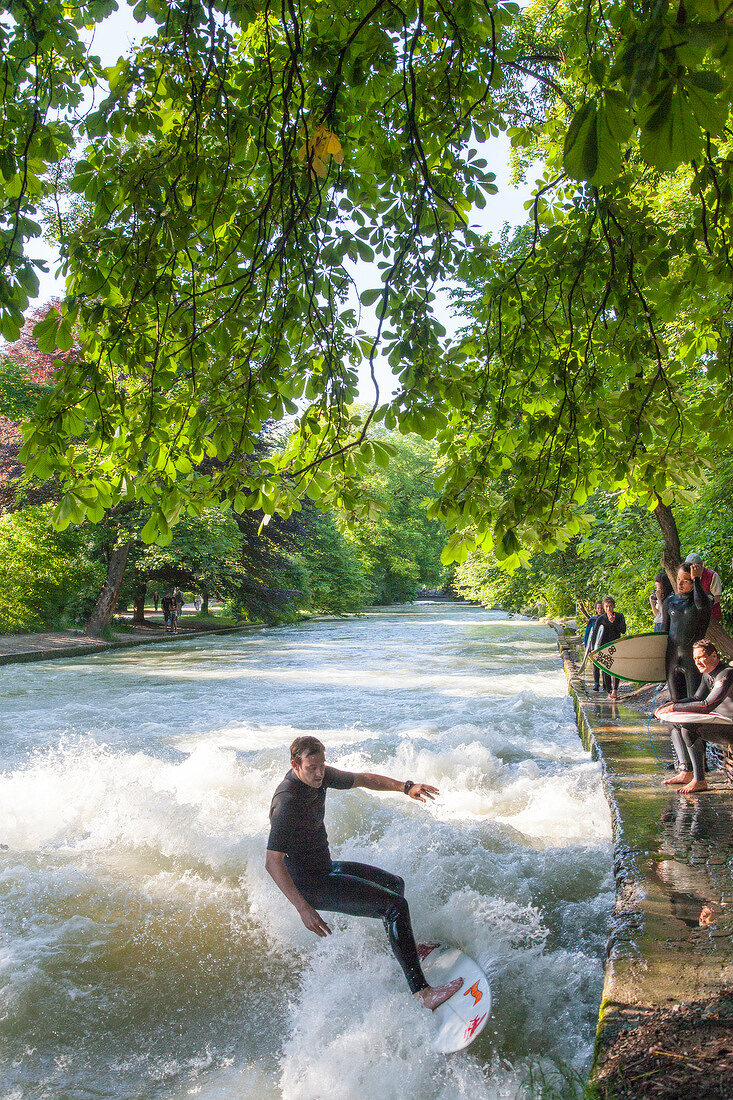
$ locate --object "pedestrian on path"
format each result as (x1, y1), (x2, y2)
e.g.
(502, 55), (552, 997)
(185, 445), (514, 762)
(161, 592), (175, 633)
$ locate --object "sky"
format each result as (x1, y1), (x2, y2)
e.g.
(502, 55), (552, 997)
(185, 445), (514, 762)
(28, 5), (538, 398)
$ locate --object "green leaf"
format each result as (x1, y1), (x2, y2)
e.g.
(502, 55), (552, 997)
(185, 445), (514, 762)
(685, 71), (728, 134)
(564, 92), (632, 184)
(140, 514), (160, 543)
(360, 288), (383, 307)
(563, 100), (599, 182)
(640, 82), (705, 169)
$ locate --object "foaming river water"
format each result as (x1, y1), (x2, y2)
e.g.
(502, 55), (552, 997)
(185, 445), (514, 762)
(0, 603), (613, 1099)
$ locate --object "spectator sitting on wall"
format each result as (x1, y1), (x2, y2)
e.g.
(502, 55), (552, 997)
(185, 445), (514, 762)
(655, 639), (733, 794)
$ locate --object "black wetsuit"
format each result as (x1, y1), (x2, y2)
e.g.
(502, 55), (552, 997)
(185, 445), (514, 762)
(661, 580), (712, 702)
(594, 612), (627, 693)
(670, 662), (733, 783)
(584, 614), (602, 689)
(267, 766), (429, 994)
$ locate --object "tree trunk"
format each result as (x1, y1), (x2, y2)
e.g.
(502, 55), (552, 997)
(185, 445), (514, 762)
(85, 540), (132, 637)
(576, 597), (592, 620)
(653, 498), (733, 657)
(202, 592), (209, 615)
(653, 497), (682, 586)
(132, 585), (147, 624)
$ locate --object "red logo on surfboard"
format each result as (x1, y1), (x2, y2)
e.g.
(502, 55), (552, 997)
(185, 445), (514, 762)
(464, 981), (482, 1006)
(464, 1013), (487, 1041)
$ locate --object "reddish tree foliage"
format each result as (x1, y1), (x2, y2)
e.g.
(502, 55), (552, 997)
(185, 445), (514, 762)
(3, 299), (81, 383)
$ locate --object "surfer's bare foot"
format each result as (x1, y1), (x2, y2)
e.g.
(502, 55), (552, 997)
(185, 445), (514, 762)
(680, 778), (708, 794)
(414, 977), (463, 1011)
(663, 771), (693, 786)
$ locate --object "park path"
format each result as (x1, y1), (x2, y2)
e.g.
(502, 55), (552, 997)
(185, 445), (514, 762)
(0, 615), (251, 665)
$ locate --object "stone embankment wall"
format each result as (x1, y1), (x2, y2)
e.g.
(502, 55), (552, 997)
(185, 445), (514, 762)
(556, 634), (733, 1078)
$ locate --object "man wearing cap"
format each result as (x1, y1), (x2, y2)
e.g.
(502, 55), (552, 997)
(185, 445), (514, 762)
(685, 552), (723, 622)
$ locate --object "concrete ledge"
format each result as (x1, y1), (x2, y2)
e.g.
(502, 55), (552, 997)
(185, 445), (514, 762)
(557, 637), (733, 1073)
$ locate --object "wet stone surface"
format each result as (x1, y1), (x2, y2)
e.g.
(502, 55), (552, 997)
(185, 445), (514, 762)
(558, 638), (733, 1096)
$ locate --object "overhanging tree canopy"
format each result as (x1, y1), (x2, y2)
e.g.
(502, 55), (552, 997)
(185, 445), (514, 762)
(4, 0), (733, 553)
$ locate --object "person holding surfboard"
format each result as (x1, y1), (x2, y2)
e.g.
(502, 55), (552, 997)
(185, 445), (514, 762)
(265, 736), (463, 1011)
(655, 639), (733, 793)
(580, 601), (604, 690)
(594, 597), (627, 699)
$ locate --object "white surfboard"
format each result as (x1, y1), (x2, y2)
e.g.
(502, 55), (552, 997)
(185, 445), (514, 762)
(658, 711), (733, 726)
(591, 631), (667, 684)
(420, 943), (491, 1053)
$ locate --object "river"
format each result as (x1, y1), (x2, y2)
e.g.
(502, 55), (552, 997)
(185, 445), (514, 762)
(0, 603), (613, 1099)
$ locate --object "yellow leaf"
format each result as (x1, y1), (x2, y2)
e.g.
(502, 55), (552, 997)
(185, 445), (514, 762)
(297, 124), (344, 177)
(326, 133), (343, 162)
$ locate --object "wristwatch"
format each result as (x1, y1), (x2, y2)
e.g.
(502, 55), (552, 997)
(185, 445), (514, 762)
(404, 780), (415, 795)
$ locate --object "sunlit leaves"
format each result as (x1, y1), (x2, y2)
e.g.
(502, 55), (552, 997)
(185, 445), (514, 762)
(564, 92), (633, 185)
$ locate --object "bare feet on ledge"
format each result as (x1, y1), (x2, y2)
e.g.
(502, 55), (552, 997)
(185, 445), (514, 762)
(414, 977), (463, 1011)
(663, 771), (694, 786)
(679, 779), (708, 794)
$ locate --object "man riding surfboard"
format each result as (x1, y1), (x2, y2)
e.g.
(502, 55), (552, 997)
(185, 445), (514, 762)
(265, 736), (462, 1010)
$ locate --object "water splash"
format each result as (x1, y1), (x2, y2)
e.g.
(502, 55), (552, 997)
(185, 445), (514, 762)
(0, 605), (612, 1098)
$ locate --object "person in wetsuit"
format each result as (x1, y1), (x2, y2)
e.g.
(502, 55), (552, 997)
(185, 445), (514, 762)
(265, 735), (462, 1011)
(685, 552), (723, 622)
(593, 597), (627, 699)
(583, 601), (604, 691)
(660, 563), (712, 703)
(655, 639), (733, 793)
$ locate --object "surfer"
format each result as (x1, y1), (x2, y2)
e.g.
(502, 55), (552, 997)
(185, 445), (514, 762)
(655, 640), (733, 793)
(594, 597), (626, 699)
(265, 736), (463, 1010)
(581, 601), (604, 690)
(660, 563), (712, 704)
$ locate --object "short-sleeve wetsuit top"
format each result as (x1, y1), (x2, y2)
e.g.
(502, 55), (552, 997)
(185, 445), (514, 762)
(672, 662), (733, 720)
(267, 765), (355, 877)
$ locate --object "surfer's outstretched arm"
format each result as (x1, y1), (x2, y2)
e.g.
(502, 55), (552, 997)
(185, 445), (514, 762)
(265, 850), (332, 936)
(351, 772), (439, 803)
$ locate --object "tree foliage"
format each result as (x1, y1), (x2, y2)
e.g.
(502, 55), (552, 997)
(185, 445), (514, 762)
(336, 430), (450, 603)
(5, 0), (733, 566)
(10, 0), (518, 540)
(0, 505), (104, 632)
(433, 0), (733, 570)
